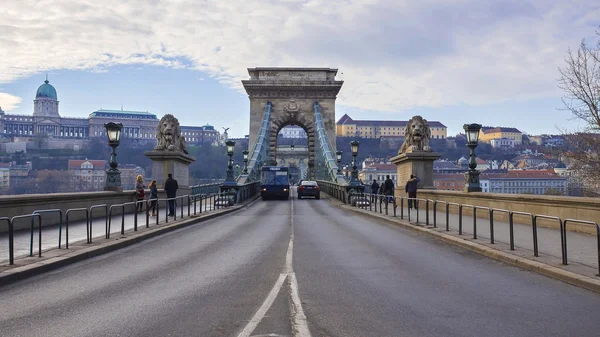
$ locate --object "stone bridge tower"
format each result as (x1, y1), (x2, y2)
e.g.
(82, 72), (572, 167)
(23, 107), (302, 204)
(242, 68), (343, 171)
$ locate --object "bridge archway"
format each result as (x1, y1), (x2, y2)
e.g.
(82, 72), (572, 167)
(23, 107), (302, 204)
(270, 117), (314, 172)
(243, 68), (343, 180)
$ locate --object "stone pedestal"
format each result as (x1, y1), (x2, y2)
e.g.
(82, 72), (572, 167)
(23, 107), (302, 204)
(390, 151), (440, 197)
(145, 151), (196, 190)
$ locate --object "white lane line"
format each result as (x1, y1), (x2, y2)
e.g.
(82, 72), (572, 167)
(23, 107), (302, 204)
(288, 197), (312, 337)
(236, 273), (288, 337)
(289, 272), (311, 337)
(285, 196), (294, 274)
(237, 195), (312, 337)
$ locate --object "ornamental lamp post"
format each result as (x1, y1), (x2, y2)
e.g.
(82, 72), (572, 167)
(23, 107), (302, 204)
(242, 150), (249, 174)
(349, 141), (360, 187)
(463, 123), (482, 192)
(223, 140), (237, 186)
(104, 122), (123, 192)
(336, 150), (343, 174)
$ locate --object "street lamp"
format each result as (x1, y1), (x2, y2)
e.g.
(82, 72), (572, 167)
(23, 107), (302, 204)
(336, 150), (342, 174)
(223, 140), (236, 186)
(104, 122), (123, 191)
(242, 150), (249, 174)
(463, 123), (482, 192)
(349, 141), (360, 186)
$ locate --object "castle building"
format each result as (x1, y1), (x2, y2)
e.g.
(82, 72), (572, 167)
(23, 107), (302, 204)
(336, 114), (447, 139)
(479, 126), (523, 145)
(0, 78), (220, 145)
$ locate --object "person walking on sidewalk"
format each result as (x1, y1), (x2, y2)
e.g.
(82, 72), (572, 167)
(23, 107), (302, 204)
(370, 179), (380, 202)
(405, 174), (420, 210)
(147, 179), (158, 217)
(164, 173), (179, 216)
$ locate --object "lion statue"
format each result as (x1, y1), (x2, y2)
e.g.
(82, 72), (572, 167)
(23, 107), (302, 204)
(154, 114), (188, 154)
(398, 115), (432, 154)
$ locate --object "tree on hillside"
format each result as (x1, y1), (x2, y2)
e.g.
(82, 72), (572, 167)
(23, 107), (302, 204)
(558, 27), (600, 192)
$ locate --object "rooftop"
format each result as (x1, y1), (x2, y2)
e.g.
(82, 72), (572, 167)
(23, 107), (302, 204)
(68, 160), (106, 170)
(481, 126), (522, 134)
(336, 114), (446, 128)
(89, 109), (157, 118)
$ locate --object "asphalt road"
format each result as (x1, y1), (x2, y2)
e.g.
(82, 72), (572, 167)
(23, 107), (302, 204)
(1, 190), (600, 337)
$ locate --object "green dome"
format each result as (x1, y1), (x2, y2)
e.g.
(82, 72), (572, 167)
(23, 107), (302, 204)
(36, 79), (57, 100)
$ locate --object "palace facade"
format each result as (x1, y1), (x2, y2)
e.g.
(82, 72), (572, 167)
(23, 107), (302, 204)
(0, 78), (221, 146)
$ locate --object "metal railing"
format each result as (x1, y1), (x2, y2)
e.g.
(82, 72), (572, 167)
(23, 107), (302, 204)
(1, 189), (260, 266)
(65, 208), (89, 249)
(326, 188), (600, 275)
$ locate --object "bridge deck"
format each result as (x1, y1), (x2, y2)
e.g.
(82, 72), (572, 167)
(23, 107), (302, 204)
(353, 196), (600, 277)
(1, 190), (599, 336)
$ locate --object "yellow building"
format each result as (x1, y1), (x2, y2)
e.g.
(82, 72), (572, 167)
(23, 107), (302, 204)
(336, 114), (447, 139)
(479, 127), (522, 145)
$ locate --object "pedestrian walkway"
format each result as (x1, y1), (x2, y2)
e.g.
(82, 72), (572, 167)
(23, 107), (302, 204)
(0, 200), (218, 265)
(357, 198), (600, 278)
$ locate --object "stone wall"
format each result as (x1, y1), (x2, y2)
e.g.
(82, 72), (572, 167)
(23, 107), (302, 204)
(401, 189), (600, 234)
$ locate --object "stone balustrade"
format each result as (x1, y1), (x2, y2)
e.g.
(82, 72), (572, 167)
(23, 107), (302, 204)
(408, 189), (600, 234)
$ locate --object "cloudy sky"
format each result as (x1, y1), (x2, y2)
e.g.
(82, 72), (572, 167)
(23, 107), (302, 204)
(1, 0), (599, 137)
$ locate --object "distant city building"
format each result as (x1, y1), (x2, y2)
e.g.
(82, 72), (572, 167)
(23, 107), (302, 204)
(490, 137), (516, 148)
(433, 173), (466, 191)
(0, 163), (10, 190)
(484, 170), (567, 195)
(67, 159), (106, 192)
(336, 114), (447, 139)
(479, 126), (522, 145)
(510, 153), (558, 168)
(359, 162), (397, 192)
(0, 78), (220, 146)
(120, 164), (146, 190)
(433, 159), (465, 174)
(9, 162), (32, 192)
(280, 125), (307, 138)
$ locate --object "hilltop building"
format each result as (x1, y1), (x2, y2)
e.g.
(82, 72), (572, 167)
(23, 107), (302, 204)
(479, 126), (523, 145)
(0, 78), (221, 146)
(336, 114), (447, 139)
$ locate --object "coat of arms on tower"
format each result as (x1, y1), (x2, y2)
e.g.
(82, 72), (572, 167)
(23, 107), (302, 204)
(284, 99), (302, 120)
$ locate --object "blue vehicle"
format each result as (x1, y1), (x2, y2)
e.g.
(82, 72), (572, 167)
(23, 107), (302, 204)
(260, 166), (290, 200)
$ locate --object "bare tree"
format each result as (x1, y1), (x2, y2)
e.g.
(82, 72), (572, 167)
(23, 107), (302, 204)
(558, 28), (600, 194)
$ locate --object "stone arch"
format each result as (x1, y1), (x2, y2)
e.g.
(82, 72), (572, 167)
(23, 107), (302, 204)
(269, 113), (315, 171)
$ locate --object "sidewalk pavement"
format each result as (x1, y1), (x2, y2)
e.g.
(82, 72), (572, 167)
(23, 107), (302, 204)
(0, 201), (218, 265)
(0, 197), (255, 286)
(343, 198), (600, 292)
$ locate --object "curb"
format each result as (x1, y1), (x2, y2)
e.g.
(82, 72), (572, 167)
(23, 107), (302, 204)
(336, 201), (600, 294)
(0, 197), (259, 287)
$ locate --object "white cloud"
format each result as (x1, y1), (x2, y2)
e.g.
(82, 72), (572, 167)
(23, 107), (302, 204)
(0, 93), (23, 111)
(0, 0), (598, 114)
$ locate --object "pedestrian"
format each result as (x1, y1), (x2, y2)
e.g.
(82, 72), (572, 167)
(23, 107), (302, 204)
(370, 179), (380, 202)
(405, 174), (421, 209)
(383, 174), (395, 205)
(164, 173), (179, 216)
(378, 184), (385, 202)
(135, 175), (145, 212)
(147, 179), (158, 216)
